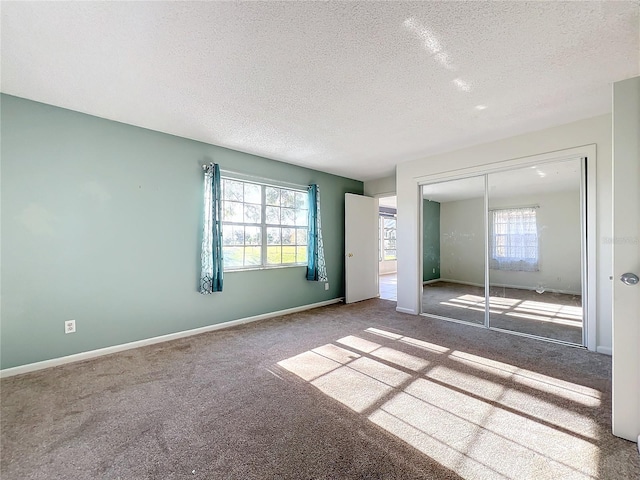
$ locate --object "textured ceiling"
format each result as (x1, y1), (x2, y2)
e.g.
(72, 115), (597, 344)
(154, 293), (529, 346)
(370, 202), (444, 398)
(422, 158), (582, 203)
(1, 2), (638, 181)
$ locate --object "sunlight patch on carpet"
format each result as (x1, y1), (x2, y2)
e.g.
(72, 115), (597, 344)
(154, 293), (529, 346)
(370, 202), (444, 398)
(277, 330), (602, 479)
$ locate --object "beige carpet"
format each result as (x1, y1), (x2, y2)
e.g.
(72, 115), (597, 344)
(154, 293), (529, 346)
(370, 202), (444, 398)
(423, 281), (583, 344)
(1, 299), (638, 479)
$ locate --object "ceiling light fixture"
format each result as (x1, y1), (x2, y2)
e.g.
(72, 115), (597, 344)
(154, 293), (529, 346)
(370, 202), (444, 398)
(475, 105), (487, 110)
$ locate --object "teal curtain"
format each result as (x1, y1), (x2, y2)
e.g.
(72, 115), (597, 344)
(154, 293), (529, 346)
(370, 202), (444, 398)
(306, 184), (327, 282)
(200, 163), (224, 293)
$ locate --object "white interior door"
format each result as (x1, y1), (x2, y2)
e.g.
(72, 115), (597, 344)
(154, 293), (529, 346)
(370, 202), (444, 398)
(345, 193), (379, 303)
(612, 76), (640, 442)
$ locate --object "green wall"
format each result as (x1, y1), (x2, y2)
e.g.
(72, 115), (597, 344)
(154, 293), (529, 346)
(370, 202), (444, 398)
(423, 199), (440, 281)
(0, 94), (363, 369)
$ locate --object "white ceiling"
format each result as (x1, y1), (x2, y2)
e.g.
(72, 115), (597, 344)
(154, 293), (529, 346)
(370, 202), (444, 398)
(1, 2), (638, 181)
(422, 158), (582, 203)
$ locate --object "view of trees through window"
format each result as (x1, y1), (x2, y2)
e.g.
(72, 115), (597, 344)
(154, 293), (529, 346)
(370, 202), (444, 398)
(222, 178), (308, 269)
(380, 216), (397, 261)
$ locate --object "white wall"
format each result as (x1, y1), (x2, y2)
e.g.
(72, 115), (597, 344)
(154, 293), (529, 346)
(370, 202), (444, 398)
(439, 190), (582, 295)
(439, 197), (485, 285)
(396, 114), (612, 352)
(379, 260), (397, 275)
(364, 174), (396, 197)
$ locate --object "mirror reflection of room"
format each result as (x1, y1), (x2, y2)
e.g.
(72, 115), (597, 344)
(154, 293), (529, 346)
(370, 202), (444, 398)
(420, 158), (584, 346)
(421, 176), (486, 325)
(488, 160), (583, 344)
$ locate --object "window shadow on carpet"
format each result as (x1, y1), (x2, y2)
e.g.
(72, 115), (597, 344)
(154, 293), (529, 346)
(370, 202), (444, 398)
(276, 326), (617, 479)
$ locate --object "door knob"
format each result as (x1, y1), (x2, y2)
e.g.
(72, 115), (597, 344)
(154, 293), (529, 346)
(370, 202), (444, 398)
(620, 272), (639, 285)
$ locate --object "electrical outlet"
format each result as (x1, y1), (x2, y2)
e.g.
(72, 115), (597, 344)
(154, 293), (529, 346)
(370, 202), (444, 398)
(65, 320), (76, 334)
(324, 282), (329, 291)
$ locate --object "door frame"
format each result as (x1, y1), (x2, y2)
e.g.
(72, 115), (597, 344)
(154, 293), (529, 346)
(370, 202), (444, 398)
(375, 194), (398, 296)
(416, 145), (597, 350)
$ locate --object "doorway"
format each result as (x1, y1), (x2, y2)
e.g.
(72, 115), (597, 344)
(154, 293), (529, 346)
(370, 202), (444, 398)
(378, 195), (397, 301)
(420, 156), (591, 347)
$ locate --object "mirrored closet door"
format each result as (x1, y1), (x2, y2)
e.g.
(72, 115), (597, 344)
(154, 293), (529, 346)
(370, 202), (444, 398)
(420, 158), (585, 346)
(421, 176), (486, 326)
(487, 160), (583, 344)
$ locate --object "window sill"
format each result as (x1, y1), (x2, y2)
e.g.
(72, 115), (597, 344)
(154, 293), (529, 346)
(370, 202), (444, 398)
(224, 264), (306, 273)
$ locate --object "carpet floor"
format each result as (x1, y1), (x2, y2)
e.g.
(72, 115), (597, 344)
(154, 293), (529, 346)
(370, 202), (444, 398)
(1, 299), (637, 479)
(423, 281), (582, 344)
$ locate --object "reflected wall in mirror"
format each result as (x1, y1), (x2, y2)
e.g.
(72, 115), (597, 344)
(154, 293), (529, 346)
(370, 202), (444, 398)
(487, 159), (583, 344)
(421, 176), (486, 325)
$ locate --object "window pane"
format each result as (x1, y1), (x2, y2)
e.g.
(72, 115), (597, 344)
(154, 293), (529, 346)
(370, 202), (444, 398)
(244, 204), (262, 224)
(490, 207), (539, 270)
(223, 201), (243, 222)
(223, 225), (244, 245)
(267, 227), (281, 245)
(282, 246), (296, 263)
(294, 191), (307, 209)
(223, 180), (243, 202)
(221, 178), (309, 270)
(223, 246), (243, 268)
(266, 206), (280, 224)
(266, 187), (280, 206)
(244, 183), (261, 204)
(244, 246), (261, 266)
(296, 228), (307, 245)
(267, 246), (281, 264)
(282, 208), (295, 226)
(384, 250), (396, 260)
(384, 239), (396, 250)
(245, 226), (261, 245)
(282, 228), (295, 245)
(383, 218), (396, 229)
(295, 208), (308, 226)
(281, 190), (295, 208)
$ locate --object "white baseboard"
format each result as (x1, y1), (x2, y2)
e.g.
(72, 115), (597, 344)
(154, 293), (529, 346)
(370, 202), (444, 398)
(438, 278), (581, 296)
(422, 278), (441, 285)
(438, 278), (484, 288)
(396, 307), (417, 315)
(596, 346), (612, 356)
(0, 297), (344, 379)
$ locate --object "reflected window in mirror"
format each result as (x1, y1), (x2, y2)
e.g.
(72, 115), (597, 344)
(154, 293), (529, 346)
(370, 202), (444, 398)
(490, 207), (539, 272)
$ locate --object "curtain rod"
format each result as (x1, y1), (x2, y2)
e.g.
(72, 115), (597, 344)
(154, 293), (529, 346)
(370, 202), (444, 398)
(201, 164), (308, 191)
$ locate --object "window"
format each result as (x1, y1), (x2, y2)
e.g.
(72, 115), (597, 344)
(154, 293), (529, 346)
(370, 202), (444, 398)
(221, 178), (308, 270)
(379, 215), (397, 261)
(490, 207), (539, 271)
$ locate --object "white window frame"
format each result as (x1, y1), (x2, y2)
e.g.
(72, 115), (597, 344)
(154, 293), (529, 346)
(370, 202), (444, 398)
(221, 176), (309, 271)
(379, 215), (397, 261)
(490, 207), (539, 272)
